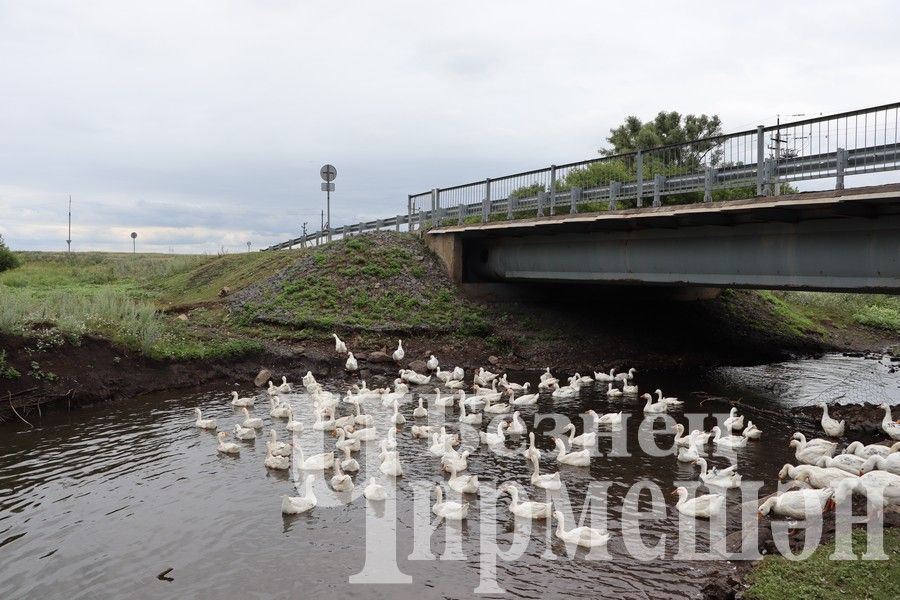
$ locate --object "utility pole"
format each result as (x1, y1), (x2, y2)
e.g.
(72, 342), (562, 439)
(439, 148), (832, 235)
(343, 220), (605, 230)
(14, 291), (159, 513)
(320, 210), (324, 246)
(246, 241), (252, 253)
(66, 195), (72, 252)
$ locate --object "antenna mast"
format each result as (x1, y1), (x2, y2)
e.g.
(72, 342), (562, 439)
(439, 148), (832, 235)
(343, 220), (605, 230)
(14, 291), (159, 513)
(67, 195), (72, 252)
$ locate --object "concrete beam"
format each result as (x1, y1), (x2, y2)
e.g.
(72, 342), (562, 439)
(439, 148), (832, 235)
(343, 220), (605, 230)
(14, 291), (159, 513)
(424, 231), (463, 283)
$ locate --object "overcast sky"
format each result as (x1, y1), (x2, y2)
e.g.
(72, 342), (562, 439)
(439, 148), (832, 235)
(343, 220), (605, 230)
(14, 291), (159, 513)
(2, 0), (899, 253)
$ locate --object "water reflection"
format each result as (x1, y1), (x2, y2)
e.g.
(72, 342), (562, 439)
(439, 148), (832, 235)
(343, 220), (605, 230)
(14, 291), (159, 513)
(0, 354), (895, 599)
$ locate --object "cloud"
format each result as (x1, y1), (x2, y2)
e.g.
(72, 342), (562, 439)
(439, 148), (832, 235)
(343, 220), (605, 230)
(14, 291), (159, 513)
(2, 0), (899, 252)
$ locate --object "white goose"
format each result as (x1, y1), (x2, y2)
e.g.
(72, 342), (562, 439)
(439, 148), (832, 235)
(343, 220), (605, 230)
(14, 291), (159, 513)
(792, 432), (838, 452)
(615, 368), (636, 382)
(588, 409), (623, 427)
(815, 454), (867, 475)
(758, 488), (834, 519)
(403, 369), (431, 386)
(379, 450), (404, 477)
(672, 487), (726, 519)
(281, 475), (317, 514)
(435, 367), (452, 383)
(529, 454), (561, 490)
(676, 444), (699, 463)
(606, 383), (623, 398)
(364, 477), (387, 501)
(194, 408), (217, 430)
(267, 429), (292, 457)
(860, 453), (900, 476)
(240, 407), (262, 429)
(552, 510), (609, 547)
(507, 411), (526, 435)
(264, 450), (290, 470)
(554, 438), (590, 466)
(392, 340), (405, 362)
(641, 393), (667, 414)
(345, 352), (358, 372)
(594, 368), (616, 383)
(230, 391), (255, 407)
(274, 376), (292, 394)
(441, 448), (470, 473)
(500, 484), (551, 519)
(391, 399), (406, 426)
(523, 432), (540, 462)
(695, 457), (741, 489)
(340, 446), (360, 472)
(312, 406), (336, 432)
(426, 355), (439, 371)
(480, 421), (508, 446)
(335, 427), (361, 453)
(655, 389), (682, 407)
(447, 464), (480, 494)
(432, 485), (468, 520)
(216, 431), (240, 454)
(330, 461), (354, 492)
(511, 388), (539, 406)
(834, 471), (900, 508)
(413, 398), (428, 418)
(819, 403), (845, 437)
(500, 376), (528, 392)
(332, 333), (347, 354)
(434, 388), (454, 408)
(232, 422), (256, 440)
(878, 403), (900, 441)
(285, 406), (303, 433)
(269, 397), (290, 419)
(778, 463), (857, 489)
(622, 381), (638, 395)
(349, 426), (379, 441)
(551, 380), (580, 399)
(711, 425), (747, 449)
(483, 393), (511, 415)
(673, 424), (694, 448)
(451, 366), (465, 381)
(843, 440), (900, 459)
(723, 407), (744, 432)
(458, 397), (483, 425)
(352, 400), (373, 427)
(411, 425), (435, 439)
(563, 423), (596, 447)
(296, 445), (334, 470)
(742, 421), (762, 440)
(790, 438), (835, 464)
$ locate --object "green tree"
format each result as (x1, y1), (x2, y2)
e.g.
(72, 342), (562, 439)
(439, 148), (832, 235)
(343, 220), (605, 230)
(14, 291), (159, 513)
(601, 111), (724, 169)
(0, 234), (20, 273)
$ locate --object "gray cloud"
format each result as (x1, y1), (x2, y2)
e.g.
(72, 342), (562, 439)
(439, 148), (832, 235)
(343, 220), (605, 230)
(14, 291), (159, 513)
(2, 0), (899, 252)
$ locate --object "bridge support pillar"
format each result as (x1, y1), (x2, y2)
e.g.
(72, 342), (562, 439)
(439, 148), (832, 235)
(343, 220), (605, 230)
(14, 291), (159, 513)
(424, 232), (463, 283)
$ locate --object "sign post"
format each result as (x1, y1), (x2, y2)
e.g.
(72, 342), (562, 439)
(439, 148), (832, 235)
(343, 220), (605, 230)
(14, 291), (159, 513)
(320, 164), (337, 242)
(130, 231), (137, 254)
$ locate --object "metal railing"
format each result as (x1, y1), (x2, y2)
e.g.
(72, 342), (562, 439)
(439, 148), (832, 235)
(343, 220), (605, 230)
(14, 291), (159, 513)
(265, 102), (900, 250)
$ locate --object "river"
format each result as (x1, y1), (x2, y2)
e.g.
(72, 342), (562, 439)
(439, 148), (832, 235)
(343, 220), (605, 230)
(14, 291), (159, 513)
(1, 354), (897, 599)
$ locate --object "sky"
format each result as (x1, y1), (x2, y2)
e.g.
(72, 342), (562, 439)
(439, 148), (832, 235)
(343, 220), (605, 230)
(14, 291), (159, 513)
(1, 0), (899, 253)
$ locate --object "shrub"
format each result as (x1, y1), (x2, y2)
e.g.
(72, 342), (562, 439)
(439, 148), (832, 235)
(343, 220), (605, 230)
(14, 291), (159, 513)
(0, 234), (20, 273)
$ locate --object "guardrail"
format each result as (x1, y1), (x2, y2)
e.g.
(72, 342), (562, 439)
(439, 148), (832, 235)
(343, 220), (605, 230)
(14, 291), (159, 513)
(265, 102), (900, 250)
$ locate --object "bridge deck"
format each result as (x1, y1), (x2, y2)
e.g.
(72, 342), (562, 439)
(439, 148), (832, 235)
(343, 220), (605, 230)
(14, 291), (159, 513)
(429, 184), (900, 237)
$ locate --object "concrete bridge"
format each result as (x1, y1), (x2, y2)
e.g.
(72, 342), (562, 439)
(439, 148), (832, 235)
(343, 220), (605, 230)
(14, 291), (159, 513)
(424, 184), (900, 293)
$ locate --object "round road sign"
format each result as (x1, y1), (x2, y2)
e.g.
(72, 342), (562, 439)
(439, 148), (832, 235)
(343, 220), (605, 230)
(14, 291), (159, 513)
(320, 164), (337, 182)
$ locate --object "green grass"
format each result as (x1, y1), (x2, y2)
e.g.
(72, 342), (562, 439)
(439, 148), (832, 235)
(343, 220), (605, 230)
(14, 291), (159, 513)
(745, 529), (900, 600)
(778, 292), (900, 332)
(0, 251), (294, 359)
(757, 290), (826, 336)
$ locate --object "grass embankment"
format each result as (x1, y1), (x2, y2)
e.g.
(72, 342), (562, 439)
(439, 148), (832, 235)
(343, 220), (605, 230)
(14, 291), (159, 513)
(0, 234), (897, 370)
(744, 529), (900, 600)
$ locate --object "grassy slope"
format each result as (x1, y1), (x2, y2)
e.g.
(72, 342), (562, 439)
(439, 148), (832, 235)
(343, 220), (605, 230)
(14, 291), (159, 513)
(0, 237), (897, 364)
(745, 529), (900, 600)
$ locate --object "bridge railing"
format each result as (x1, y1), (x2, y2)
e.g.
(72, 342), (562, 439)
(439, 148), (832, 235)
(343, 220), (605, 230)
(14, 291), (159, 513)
(264, 102), (899, 250)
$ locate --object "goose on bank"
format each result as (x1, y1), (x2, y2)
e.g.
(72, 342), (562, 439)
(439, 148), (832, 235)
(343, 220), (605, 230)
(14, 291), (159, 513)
(345, 352), (358, 372)
(758, 488), (834, 519)
(819, 403), (845, 437)
(878, 403), (900, 441)
(843, 440), (900, 459)
(392, 340), (405, 363)
(332, 333), (347, 354)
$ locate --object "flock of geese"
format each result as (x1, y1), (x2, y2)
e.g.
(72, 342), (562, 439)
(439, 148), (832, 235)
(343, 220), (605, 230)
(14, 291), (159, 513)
(193, 335), (900, 547)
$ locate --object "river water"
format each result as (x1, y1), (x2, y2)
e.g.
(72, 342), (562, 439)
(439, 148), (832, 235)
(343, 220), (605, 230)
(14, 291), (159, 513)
(1, 354), (897, 599)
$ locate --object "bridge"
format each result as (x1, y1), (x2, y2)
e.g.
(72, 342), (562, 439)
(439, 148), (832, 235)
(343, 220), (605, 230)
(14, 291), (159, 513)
(265, 102), (900, 292)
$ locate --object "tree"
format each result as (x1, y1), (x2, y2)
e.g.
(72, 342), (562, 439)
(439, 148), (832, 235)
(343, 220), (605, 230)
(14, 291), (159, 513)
(600, 111), (724, 169)
(0, 234), (20, 273)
